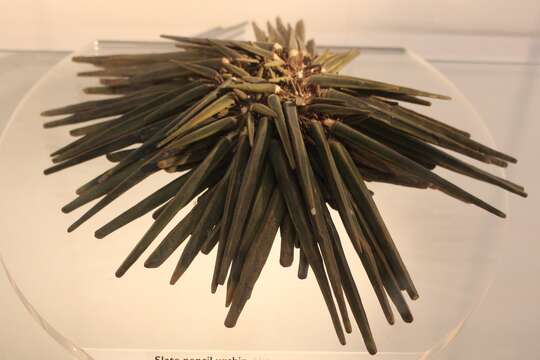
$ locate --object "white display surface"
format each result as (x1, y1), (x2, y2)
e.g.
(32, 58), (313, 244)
(0, 42), (509, 359)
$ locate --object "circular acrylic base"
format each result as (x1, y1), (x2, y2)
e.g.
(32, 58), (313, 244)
(0, 41), (508, 359)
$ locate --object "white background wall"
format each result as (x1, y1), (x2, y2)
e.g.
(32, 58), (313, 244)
(1, 0), (539, 51)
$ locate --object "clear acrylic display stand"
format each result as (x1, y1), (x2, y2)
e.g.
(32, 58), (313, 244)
(0, 40), (508, 360)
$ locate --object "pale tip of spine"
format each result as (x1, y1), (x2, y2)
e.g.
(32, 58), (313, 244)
(322, 119), (335, 127)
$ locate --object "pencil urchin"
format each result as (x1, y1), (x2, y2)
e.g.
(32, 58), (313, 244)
(42, 19), (526, 354)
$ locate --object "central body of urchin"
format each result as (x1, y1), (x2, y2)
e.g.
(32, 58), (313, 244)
(219, 46), (324, 107)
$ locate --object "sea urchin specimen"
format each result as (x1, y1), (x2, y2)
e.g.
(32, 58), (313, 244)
(42, 19), (526, 354)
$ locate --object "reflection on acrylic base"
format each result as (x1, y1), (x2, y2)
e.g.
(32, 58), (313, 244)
(0, 40), (507, 359)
